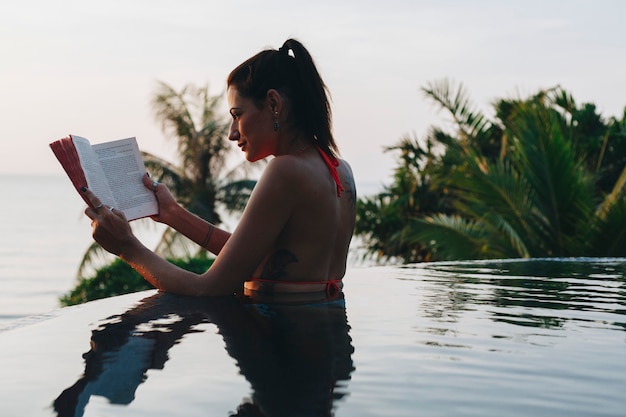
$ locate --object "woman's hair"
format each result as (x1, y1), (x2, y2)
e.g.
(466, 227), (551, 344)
(227, 39), (339, 157)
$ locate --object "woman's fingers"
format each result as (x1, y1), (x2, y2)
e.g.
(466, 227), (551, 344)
(82, 187), (120, 219)
(79, 187), (133, 256)
(82, 188), (102, 219)
(143, 173), (159, 192)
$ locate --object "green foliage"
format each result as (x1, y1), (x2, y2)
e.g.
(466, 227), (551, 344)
(355, 135), (453, 263)
(357, 80), (626, 262)
(60, 256), (214, 306)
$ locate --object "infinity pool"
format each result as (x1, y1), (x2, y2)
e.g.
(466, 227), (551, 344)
(1, 258), (624, 416)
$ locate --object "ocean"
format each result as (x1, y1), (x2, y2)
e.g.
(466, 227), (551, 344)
(0, 174), (383, 330)
(0, 175), (92, 329)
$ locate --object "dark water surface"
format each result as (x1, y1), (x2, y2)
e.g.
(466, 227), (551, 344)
(0, 258), (624, 416)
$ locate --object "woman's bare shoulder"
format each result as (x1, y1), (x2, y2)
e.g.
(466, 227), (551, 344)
(261, 154), (316, 183)
(338, 157), (354, 176)
(251, 156), (309, 203)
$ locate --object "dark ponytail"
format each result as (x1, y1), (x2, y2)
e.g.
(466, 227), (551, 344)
(227, 39), (338, 157)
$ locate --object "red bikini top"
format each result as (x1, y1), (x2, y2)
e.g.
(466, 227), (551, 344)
(316, 145), (345, 197)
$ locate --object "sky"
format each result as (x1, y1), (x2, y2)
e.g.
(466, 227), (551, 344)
(1, 0), (625, 189)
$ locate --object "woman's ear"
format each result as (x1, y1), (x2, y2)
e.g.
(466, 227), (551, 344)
(266, 89), (283, 114)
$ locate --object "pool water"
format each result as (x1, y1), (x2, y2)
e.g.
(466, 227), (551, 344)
(0, 258), (624, 416)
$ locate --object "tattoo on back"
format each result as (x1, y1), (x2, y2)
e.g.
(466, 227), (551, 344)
(344, 169), (357, 207)
(260, 249), (299, 280)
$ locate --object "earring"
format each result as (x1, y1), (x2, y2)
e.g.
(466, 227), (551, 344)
(273, 111), (279, 132)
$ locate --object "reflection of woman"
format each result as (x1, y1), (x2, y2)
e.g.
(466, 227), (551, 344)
(52, 293), (355, 417)
(82, 38), (357, 298)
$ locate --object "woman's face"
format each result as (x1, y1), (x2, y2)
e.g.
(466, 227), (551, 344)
(227, 86), (275, 162)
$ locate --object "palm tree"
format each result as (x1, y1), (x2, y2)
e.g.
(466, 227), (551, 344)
(77, 81), (260, 278)
(355, 134), (453, 263)
(405, 81), (626, 260)
(356, 80), (626, 261)
(356, 79), (506, 263)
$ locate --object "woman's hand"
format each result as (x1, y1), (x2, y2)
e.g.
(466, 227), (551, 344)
(143, 173), (179, 226)
(83, 188), (139, 256)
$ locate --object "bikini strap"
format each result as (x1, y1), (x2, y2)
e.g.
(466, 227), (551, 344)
(315, 145), (345, 197)
(248, 277), (343, 298)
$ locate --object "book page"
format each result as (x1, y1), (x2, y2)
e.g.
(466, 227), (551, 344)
(70, 135), (118, 209)
(92, 137), (158, 221)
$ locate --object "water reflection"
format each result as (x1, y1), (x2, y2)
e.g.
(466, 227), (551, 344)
(418, 258), (626, 331)
(52, 293), (354, 417)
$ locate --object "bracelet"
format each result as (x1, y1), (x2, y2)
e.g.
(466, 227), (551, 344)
(201, 224), (214, 248)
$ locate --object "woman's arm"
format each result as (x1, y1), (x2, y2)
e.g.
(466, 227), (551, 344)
(158, 203), (231, 256)
(83, 158), (299, 296)
(143, 174), (230, 255)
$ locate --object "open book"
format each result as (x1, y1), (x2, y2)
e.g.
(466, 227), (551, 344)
(50, 135), (158, 221)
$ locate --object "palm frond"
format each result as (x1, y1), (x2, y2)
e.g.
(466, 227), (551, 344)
(217, 180), (258, 213)
(480, 212), (530, 258)
(223, 160), (266, 183)
(403, 214), (490, 261)
(153, 227), (202, 260)
(152, 81), (198, 147)
(422, 78), (491, 144)
(152, 81), (231, 181)
(588, 196), (626, 256)
(505, 99), (594, 254)
(596, 164), (626, 220)
(142, 151), (185, 179)
(76, 242), (116, 279)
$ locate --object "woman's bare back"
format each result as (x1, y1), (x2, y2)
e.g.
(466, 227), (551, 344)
(250, 147), (356, 284)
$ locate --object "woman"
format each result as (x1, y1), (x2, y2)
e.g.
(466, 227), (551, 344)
(83, 39), (356, 298)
